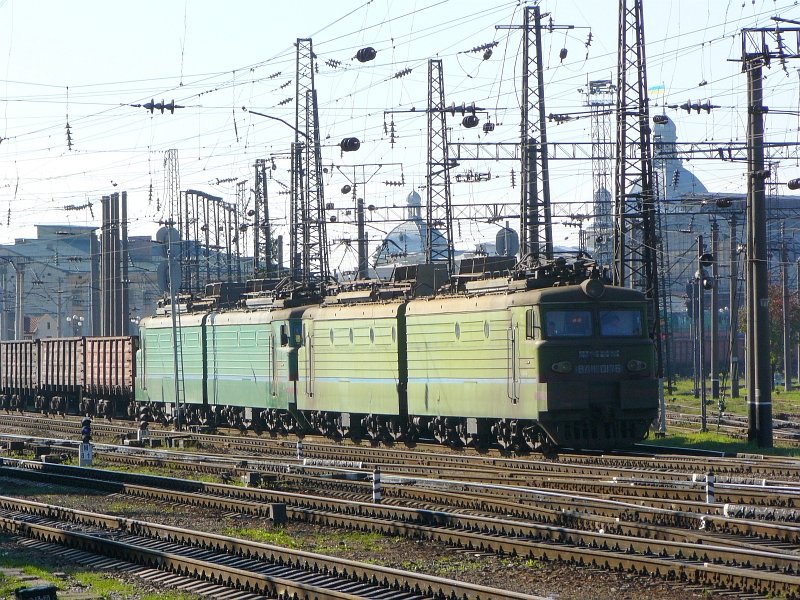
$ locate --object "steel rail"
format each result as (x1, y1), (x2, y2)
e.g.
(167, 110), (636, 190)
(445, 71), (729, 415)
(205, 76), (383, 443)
(0, 495), (539, 600)
(3, 463), (800, 597)
(5, 413), (800, 479)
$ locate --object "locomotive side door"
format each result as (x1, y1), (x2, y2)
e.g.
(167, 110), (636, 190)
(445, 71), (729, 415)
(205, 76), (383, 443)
(507, 323), (520, 404)
(270, 330), (277, 398)
(305, 325), (314, 398)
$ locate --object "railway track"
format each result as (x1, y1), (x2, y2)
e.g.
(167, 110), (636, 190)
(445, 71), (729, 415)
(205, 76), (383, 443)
(5, 411), (800, 482)
(0, 493), (538, 600)
(2, 457), (800, 598)
(665, 410), (800, 446)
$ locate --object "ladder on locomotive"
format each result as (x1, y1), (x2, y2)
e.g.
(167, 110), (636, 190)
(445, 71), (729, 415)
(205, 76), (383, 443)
(174, 307), (186, 425)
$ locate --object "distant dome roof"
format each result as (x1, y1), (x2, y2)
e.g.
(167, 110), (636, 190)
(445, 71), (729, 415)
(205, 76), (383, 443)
(407, 190), (422, 206)
(372, 218), (446, 265)
(653, 115), (708, 197)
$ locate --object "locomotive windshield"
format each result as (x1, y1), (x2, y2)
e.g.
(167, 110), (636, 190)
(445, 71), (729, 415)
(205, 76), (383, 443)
(545, 310), (592, 337)
(599, 309), (642, 337)
(542, 307), (645, 338)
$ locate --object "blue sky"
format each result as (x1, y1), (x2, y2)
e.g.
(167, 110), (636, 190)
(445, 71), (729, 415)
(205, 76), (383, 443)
(1, 0), (798, 271)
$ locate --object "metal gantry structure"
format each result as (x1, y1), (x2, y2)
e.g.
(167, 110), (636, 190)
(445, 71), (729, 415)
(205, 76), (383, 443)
(165, 149), (181, 230)
(614, 0), (662, 334)
(614, 0), (657, 293)
(613, 0), (665, 437)
(425, 59), (455, 274)
(177, 190), (240, 293)
(520, 5), (554, 263)
(252, 158), (274, 278)
(293, 38), (329, 290)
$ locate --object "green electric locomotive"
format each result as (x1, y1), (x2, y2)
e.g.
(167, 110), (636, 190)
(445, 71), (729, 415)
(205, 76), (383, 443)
(294, 277), (657, 449)
(132, 262), (659, 450)
(136, 303), (306, 431)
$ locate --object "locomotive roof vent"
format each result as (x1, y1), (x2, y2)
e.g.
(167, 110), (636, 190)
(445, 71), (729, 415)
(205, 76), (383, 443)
(581, 278), (605, 299)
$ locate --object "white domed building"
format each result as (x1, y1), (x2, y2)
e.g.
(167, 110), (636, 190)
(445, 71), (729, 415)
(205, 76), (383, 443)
(370, 190), (448, 279)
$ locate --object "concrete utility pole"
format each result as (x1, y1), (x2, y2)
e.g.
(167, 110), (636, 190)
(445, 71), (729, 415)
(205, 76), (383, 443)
(782, 229), (792, 391)
(710, 220), (720, 399)
(739, 21), (800, 447)
(730, 214), (740, 398)
(697, 235), (708, 432)
(744, 57), (772, 448)
(14, 262), (24, 340)
(357, 198), (368, 279)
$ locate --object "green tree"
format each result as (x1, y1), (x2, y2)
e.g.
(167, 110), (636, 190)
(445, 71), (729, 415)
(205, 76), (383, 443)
(738, 282), (800, 372)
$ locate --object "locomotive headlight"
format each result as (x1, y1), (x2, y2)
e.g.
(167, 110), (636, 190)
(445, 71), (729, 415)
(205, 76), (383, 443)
(551, 361), (573, 374)
(627, 359), (648, 372)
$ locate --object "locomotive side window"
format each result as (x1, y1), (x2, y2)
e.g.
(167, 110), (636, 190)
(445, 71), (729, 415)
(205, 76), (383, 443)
(280, 325), (289, 346)
(545, 310), (592, 338)
(525, 310), (536, 339)
(599, 309), (643, 337)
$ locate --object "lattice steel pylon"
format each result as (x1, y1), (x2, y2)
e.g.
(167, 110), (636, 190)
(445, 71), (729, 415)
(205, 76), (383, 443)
(165, 149), (180, 227)
(163, 149), (188, 292)
(253, 158), (273, 278)
(520, 5), (553, 264)
(294, 38), (329, 289)
(614, 0), (662, 371)
(425, 59), (454, 273)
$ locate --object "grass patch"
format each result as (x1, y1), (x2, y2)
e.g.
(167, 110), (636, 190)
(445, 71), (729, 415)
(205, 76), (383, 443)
(642, 430), (800, 457)
(666, 377), (800, 417)
(0, 548), (200, 599)
(400, 554), (483, 576)
(221, 526), (299, 548)
(72, 571), (199, 599)
(0, 573), (27, 599)
(310, 531), (385, 554)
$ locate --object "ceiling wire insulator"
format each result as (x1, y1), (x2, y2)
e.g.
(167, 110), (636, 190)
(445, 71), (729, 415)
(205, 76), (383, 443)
(355, 47), (377, 63)
(65, 86), (74, 151)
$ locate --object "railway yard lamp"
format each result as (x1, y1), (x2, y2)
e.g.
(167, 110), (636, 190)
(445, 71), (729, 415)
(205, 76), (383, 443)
(67, 314), (84, 336)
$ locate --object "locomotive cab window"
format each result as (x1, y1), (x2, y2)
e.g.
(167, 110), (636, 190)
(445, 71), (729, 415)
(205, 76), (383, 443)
(544, 310), (592, 338)
(280, 325), (289, 346)
(599, 309), (643, 337)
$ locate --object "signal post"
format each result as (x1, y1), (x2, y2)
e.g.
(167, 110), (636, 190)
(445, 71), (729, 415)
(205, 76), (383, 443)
(78, 417), (93, 467)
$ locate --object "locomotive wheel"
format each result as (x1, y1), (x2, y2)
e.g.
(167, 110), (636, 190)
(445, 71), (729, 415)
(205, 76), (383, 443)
(402, 418), (419, 445)
(346, 414), (365, 443)
(363, 414), (380, 441)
